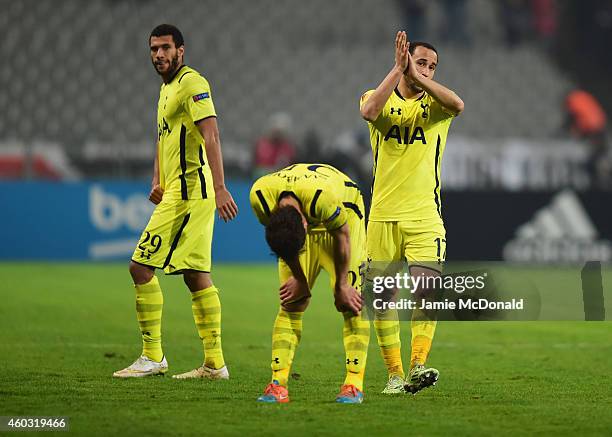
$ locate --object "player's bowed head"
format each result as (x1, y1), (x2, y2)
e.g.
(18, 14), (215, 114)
(265, 206), (307, 262)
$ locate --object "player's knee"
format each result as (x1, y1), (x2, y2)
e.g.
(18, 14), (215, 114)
(129, 261), (154, 285)
(183, 270), (212, 292)
(282, 297), (310, 312)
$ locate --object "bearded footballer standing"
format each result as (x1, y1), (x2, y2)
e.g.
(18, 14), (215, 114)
(114, 24), (238, 379)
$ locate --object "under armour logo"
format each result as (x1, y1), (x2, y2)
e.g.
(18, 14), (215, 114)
(420, 102), (429, 119)
(273, 357), (280, 364)
(390, 108), (402, 115)
(346, 358), (359, 365)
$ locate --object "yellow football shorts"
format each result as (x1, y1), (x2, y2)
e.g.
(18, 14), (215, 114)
(278, 199), (366, 291)
(366, 218), (446, 272)
(131, 197), (215, 274)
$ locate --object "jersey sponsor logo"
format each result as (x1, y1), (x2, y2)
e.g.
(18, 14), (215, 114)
(390, 107), (402, 115)
(503, 189), (612, 262)
(158, 117), (171, 139)
(384, 124), (427, 145)
(192, 92), (210, 102)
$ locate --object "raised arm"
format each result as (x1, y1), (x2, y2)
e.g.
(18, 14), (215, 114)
(360, 31), (409, 122)
(196, 117), (238, 222)
(405, 42), (464, 115)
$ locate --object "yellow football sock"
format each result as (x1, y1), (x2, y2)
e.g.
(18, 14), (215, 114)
(191, 286), (225, 369)
(135, 276), (164, 362)
(410, 314), (437, 368)
(271, 309), (303, 386)
(374, 316), (404, 377)
(410, 335), (434, 368)
(342, 312), (370, 391)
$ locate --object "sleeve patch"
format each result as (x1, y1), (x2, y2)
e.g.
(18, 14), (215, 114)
(192, 92), (210, 102)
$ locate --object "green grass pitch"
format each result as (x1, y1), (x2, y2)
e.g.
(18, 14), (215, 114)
(1, 263), (611, 436)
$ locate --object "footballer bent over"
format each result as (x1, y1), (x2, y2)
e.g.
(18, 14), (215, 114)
(250, 163), (370, 404)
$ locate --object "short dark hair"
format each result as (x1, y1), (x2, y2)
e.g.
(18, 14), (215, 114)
(150, 24), (184, 47)
(265, 206), (306, 261)
(409, 41), (438, 60)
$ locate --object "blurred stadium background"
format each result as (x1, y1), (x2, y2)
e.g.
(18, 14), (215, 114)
(1, 0), (611, 264)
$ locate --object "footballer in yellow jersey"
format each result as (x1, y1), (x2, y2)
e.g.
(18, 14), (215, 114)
(250, 164), (370, 404)
(114, 24), (237, 381)
(361, 88), (453, 222)
(156, 63), (216, 201)
(360, 32), (464, 394)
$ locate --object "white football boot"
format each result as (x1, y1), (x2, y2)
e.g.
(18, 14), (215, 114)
(381, 374), (406, 394)
(172, 364), (229, 380)
(404, 364), (439, 394)
(113, 355), (168, 378)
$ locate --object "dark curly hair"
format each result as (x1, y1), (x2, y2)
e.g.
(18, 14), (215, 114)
(265, 206), (306, 261)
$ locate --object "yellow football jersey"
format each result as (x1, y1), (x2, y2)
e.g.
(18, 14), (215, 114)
(361, 88), (455, 221)
(157, 65), (216, 201)
(249, 163), (364, 232)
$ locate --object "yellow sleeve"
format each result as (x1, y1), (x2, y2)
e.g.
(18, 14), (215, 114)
(181, 74), (217, 123)
(360, 89), (392, 133)
(311, 190), (347, 231)
(429, 95), (456, 122)
(359, 90), (375, 109)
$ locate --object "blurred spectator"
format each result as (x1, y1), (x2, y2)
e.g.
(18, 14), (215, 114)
(564, 89), (610, 188)
(531, 0), (557, 48)
(498, 0), (532, 47)
(298, 129), (326, 164)
(439, 0), (469, 46)
(395, 0), (429, 41)
(328, 128), (371, 193)
(253, 112), (296, 178)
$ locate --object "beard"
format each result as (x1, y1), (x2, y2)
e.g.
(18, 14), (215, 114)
(153, 53), (180, 76)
